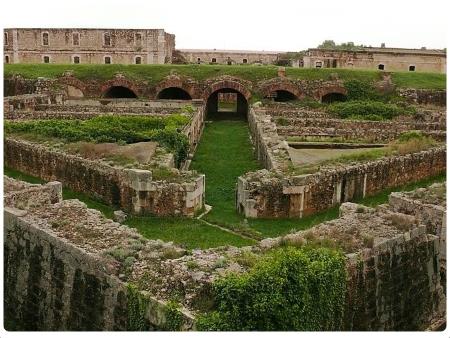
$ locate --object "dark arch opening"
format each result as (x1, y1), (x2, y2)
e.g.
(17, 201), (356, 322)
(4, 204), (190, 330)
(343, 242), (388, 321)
(103, 86), (137, 98)
(157, 87), (192, 100)
(321, 92), (347, 103)
(266, 90), (298, 102)
(206, 88), (248, 120)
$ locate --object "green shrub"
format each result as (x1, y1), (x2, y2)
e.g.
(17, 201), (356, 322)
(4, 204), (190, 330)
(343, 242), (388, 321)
(5, 115), (190, 166)
(197, 246), (346, 331)
(344, 79), (379, 101)
(327, 100), (414, 120)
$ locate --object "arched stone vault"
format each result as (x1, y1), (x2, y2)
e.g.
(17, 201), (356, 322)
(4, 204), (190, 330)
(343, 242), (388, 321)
(259, 79), (304, 99)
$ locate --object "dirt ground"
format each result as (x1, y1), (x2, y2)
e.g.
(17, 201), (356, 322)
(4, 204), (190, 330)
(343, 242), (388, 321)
(66, 141), (157, 164)
(288, 147), (382, 167)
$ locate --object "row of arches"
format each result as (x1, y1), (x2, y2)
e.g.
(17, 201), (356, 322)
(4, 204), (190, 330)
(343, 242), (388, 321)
(78, 84), (348, 103)
(62, 75), (348, 103)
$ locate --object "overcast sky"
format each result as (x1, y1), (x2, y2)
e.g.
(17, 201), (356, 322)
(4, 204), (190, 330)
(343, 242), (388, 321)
(1, 0), (448, 51)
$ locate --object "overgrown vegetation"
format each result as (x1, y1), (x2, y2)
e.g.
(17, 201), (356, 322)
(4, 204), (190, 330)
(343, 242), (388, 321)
(5, 115), (190, 165)
(4, 63), (446, 89)
(292, 131), (439, 175)
(326, 100), (415, 120)
(197, 246), (347, 331)
(127, 284), (150, 330)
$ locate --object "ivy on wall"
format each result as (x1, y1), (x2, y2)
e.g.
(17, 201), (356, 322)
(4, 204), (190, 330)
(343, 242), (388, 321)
(196, 246), (347, 331)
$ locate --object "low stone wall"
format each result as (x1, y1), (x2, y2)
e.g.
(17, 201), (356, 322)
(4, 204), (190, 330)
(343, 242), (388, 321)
(389, 184), (446, 274)
(4, 185), (195, 330)
(237, 146), (446, 218)
(4, 138), (204, 217)
(3, 94), (65, 114)
(277, 118), (446, 142)
(398, 88), (446, 106)
(247, 107), (290, 171)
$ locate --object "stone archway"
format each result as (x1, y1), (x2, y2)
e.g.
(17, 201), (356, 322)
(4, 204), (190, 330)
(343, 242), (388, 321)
(157, 87), (192, 100)
(203, 78), (252, 118)
(100, 76), (141, 98)
(102, 86), (138, 98)
(58, 75), (86, 98)
(260, 79), (303, 102)
(155, 75), (196, 100)
(317, 86), (348, 103)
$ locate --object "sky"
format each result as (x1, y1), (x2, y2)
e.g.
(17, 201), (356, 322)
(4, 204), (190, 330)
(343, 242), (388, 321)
(1, 0), (448, 51)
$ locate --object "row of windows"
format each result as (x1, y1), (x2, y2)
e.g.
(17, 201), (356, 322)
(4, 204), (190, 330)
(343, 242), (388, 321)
(35, 55), (144, 64)
(377, 64), (416, 71)
(3, 31), (144, 47)
(199, 57), (249, 64)
(313, 60), (417, 72)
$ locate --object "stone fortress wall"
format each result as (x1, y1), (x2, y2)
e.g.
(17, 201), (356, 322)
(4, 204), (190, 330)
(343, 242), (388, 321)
(3, 28), (446, 73)
(4, 176), (446, 330)
(304, 47), (447, 73)
(4, 28), (175, 65)
(178, 49), (281, 65)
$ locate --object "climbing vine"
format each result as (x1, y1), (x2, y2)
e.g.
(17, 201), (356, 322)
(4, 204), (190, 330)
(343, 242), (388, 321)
(164, 300), (184, 331)
(126, 284), (150, 331)
(196, 246), (347, 331)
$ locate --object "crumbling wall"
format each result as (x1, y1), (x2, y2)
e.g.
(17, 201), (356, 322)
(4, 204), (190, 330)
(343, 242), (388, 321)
(344, 227), (445, 330)
(4, 138), (204, 217)
(246, 107), (290, 171)
(4, 183), (195, 330)
(277, 118), (445, 142)
(237, 146), (446, 218)
(398, 89), (446, 106)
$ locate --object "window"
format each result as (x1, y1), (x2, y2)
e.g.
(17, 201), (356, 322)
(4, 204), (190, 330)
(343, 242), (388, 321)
(43, 56), (50, 63)
(332, 59), (337, 68)
(5, 55), (10, 63)
(4, 32), (8, 46)
(73, 32), (80, 46)
(211, 57), (217, 63)
(135, 56), (142, 64)
(315, 61), (322, 68)
(378, 64), (385, 70)
(104, 56), (111, 64)
(135, 33), (142, 46)
(409, 65), (416, 72)
(104, 33), (111, 46)
(42, 32), (49, 46)
(73, 56), (80, 64)
(243, 58), (248, 64)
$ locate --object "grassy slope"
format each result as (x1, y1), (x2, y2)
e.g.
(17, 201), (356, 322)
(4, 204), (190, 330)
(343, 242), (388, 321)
(4, 64), (446, 89)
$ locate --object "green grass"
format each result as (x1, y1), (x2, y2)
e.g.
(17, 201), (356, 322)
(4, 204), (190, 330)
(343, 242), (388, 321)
(124, 217), (255, 249)
(189, 119), (340, 238)
(189, 120), (261, 233)
(4, 64), (446, 89)
(391, 71), (447, 90)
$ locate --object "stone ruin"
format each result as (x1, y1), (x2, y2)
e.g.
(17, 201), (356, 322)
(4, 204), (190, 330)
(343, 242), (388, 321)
(4, 176), (446, 330)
